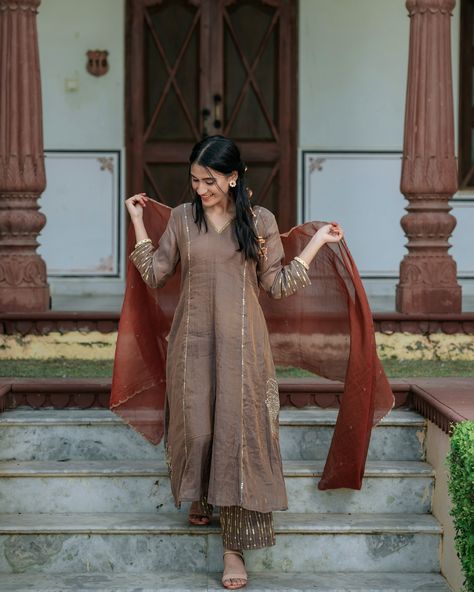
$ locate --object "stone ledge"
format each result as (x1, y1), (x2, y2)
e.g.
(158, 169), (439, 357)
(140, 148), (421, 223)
(0, 377), (472, 435)
(0, 571), (452, 592)
(0, 377), (411, 410)
(0, 407), (425, 426)
(409, 378), (474, 433)
(0, 511), (442, 534)
(0, 459), (434, 478)
(1, 311), (474, 335)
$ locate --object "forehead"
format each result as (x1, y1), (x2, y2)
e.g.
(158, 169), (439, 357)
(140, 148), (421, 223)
(190, 163), (224, 179)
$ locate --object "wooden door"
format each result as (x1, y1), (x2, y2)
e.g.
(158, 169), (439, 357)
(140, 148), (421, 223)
(126, 0), (297, 229)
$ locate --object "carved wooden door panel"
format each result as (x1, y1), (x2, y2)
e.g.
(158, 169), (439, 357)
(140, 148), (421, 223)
(127, 0), (208, 206)
(126, 0), (297, 228)
(213, 0), (297, 227)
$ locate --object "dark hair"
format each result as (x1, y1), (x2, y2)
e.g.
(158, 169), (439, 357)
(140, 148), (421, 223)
(188, 135), (260, 262)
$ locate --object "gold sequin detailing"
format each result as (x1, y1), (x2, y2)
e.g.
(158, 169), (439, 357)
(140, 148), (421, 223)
(129, 241), (158, 288)
(134, 237), (152, 249)
(239, 258), (247, 504)
(220, 506), (276, 550)
(256, 235), (268, 261)
(270, 257), (311, 299)
(294, 255), (309, 270)
(193, 495), (213, 517)
(181, 203), (192, 464)
(265, 378), (280, 436)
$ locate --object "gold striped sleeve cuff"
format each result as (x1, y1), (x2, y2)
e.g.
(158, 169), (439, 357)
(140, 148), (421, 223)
(270, 257), (312, 299)
(129, 241), (158, 288)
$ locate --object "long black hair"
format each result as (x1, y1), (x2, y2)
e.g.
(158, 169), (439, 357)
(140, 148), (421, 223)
(188, 135), (260, 262)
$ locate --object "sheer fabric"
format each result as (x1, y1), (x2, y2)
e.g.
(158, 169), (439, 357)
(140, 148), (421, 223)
(110, 200), (394, 491)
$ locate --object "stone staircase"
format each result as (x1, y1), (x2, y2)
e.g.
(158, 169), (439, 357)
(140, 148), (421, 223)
(0, 405), (452, 591)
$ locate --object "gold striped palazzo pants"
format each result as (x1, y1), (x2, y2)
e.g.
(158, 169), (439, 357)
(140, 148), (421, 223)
(195, 498), (276, 550)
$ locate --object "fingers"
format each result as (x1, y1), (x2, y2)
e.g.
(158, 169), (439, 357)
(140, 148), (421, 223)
(327, 222), (344, 242)
(127, 192), (149, 207)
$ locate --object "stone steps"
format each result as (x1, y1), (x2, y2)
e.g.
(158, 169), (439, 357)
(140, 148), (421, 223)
(0, 459), (433, 513)
(0, 404), (450, 588)
(0, 408), (425, 462)
(0, 512), (442, 574)
(0, 570), (452, 591)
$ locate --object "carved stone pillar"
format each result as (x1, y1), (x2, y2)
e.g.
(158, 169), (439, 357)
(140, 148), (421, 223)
(0, 0), (50, 311)
(396, 0), (462, 313)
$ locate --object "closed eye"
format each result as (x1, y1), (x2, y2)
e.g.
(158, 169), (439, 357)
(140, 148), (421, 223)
(192, 177), (215, 185)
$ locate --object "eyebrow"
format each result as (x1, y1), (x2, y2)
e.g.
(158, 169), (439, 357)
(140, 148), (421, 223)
(190, 174), (215, 180)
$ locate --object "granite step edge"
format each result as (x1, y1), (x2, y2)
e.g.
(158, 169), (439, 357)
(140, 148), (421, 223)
(0, 408), (426, 426)
(0, 459), (434, 477)
(0, 571), (452, 591)
(0, 512), (443, 535)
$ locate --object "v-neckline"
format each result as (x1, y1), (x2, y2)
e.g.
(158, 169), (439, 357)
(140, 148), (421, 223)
(205, 213), (235, 234)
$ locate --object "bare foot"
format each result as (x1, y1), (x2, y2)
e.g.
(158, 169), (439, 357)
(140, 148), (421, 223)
(222, 549), (247, 590)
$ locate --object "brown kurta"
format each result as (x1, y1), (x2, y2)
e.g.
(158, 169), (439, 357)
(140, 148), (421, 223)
(130, 203), (311, 513)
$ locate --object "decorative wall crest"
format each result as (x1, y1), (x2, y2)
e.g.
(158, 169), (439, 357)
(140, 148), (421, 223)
(86, 50), (109, 77)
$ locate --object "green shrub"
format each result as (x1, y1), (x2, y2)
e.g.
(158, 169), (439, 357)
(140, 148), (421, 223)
(447, 421), (474, 592)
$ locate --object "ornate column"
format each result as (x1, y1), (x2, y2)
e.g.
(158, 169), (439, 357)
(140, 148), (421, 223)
(396, 0), (461, 313)
(0, 0), (49, 311)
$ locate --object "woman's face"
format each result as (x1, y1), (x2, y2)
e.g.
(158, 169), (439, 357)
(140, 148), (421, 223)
(190, 163), (237, 208)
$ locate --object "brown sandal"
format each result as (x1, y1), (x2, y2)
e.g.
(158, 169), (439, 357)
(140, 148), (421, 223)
(188, 499), (213, 526)
(222, 550), (247, 590)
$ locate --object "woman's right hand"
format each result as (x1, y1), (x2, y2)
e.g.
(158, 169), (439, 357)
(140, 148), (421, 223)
(125, 193), (149, 220)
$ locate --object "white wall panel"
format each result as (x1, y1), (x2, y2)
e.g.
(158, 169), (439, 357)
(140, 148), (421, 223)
(303, 152), (405, 276)
(38, 152), (120, 276)
(303, 152), (474, 280)
(450, 197), (474, 277)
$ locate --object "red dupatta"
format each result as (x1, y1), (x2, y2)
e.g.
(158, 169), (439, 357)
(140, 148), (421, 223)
(109, 200), (394, 490)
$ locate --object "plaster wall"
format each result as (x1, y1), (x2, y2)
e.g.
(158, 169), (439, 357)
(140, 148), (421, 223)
(425, 421), (464, 592)
(297, 0), (460, 152)
(37, 0), (125, 151)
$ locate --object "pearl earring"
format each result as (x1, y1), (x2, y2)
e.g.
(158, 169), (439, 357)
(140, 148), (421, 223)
(229, 179), (237, 188)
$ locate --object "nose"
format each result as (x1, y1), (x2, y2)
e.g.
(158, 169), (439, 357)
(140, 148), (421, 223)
(197, 184), (209, 196)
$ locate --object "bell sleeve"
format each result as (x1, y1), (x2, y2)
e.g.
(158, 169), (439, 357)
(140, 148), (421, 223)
(256, 208), (312, 299)
(129, 209), (180, 289)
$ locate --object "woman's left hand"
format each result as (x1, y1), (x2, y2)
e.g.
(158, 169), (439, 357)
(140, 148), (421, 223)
(315, 222), (344, 244)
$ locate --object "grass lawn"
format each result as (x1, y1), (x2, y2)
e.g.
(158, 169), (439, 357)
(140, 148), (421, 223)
(0, 358), (473, 379)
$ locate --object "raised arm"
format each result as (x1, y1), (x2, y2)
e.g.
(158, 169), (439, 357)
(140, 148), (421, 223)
(126, 193), (180, 288)
(255, 208), (343, 299)
(256, 209), (311, 299)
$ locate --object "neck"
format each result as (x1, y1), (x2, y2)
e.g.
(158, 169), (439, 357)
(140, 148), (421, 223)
(203, 196), (235, 216)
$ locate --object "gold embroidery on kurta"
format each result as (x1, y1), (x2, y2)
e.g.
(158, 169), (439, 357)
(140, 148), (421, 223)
(265, 378), (280, 435)
(182, 203), (192, 464)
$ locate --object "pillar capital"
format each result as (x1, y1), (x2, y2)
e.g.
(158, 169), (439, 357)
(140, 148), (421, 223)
(406, 0), (455, 16)
(0, 0), (41, 12)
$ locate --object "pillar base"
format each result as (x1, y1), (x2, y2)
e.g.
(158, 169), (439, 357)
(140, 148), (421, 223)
(396, 284), (462, 314)
(0, 286), (50, 312)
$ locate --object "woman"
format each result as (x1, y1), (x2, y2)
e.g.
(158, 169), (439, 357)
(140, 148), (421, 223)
(123, 135), (344, 589)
